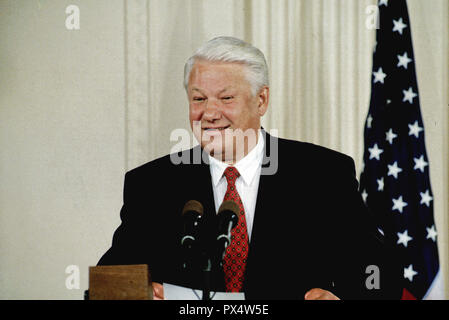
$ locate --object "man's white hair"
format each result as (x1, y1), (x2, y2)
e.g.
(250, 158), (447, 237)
(183, 36), (269, 96)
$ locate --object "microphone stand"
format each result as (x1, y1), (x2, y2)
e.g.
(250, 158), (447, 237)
(202, 220), (233, 300)
(182, 200), (237, 301)
(202, 258), (212, 301)
(201, 222), (232, 301)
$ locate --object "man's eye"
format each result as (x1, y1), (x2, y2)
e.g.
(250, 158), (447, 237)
(193, 97), (205, 101)
(222, 96), (234, 100)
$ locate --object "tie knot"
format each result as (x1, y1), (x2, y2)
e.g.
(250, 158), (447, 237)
(223, 166), (240, 185)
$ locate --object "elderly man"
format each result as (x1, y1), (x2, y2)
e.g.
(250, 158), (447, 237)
(98, 36), (401, 300)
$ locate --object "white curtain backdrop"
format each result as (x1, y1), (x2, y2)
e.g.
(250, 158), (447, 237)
(124, 0), (448, 297)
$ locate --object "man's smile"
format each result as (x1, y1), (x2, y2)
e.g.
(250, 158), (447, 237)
(203, 125), (230, 132)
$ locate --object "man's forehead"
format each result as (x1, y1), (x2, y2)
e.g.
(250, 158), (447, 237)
(189, 61), (249, 91)
(190, 60), (246, 77)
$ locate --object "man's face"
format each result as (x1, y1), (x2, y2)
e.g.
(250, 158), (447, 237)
(187, 60), (268, 163)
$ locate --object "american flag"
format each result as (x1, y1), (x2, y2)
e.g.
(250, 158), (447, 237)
(359, 0), (442, 300)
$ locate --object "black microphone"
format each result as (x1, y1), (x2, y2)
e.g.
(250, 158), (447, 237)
(216, 200), (239, 259)
(181, 200), (204, 251)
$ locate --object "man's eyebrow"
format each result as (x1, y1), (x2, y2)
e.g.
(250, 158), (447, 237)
(191, 88), (205, 94)
(191, 87), (234, 95)
(218, 87), (232, 94)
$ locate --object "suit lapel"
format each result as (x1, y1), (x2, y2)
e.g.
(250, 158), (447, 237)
(244, 131), (281, 291)
(249, 129), (278, 248)
(186, 145), (215, 216)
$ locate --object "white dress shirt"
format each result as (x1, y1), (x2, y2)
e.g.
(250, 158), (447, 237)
(208, 130), (265, 241)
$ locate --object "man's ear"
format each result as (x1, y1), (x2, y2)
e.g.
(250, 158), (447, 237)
(257, 86), (269, 116)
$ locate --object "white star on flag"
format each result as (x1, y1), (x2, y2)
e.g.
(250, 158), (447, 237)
(420, 190), (433, 207)
(377, 177), (384, 191)
(361, 189), (368, 203)
(426, 225), (437, 242)
(385, 128), (398, 144)
(403, 87), (418, 104)
(408, 121), (423, 138)
(404, 264), (418, 282)
(366, 114), (373, 128)
(379, 0), (388, 7)
(373, 67), (387, 84)
(413, 155), (428, 172)
(397, 230), (413, 248)
(397, 52), (412, 69)
(392, 195), (408, 213)
(393, 17), (407, 35)
(368, 143), (384, 160)
(387, 161), (403, 179)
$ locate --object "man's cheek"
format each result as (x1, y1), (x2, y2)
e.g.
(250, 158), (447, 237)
(189, 113), (199, 123)
(189, 104), (203, 118)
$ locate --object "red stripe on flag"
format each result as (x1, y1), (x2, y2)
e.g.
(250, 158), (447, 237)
(401, 288), (417, 300)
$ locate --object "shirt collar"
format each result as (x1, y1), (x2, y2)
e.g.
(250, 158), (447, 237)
(209, 130), (265, 187)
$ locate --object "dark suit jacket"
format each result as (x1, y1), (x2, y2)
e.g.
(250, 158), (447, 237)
(98, 131), (402, 299)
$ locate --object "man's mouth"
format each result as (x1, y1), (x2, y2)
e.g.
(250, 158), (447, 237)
(203, 125), (230, 131)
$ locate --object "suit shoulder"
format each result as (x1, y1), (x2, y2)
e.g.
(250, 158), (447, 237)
(278, 137), (355, 170)
(125, 148), (195, 180)
(126, 153), (172, 177)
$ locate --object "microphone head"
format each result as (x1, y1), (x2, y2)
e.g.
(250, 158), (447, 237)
(217, 200), (239, 229)
(218, 200), (239, 215)
(182, 200), (204, 217)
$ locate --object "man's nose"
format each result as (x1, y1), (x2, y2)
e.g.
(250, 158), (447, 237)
(202, 100), (222, 122)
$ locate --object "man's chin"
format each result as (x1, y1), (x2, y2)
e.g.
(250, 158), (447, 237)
(202, 143), (233, 163)
(202, 142), (224, 156)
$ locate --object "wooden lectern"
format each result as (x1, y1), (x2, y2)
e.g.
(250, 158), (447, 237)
(87, 264), (153, 300)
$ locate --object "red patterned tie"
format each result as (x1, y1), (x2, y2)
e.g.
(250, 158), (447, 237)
(222, 166), (249, 292)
